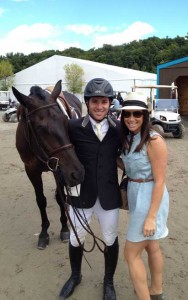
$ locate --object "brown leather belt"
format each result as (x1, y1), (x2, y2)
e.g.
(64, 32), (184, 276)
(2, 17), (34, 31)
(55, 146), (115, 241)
(128, 178), (153, 183)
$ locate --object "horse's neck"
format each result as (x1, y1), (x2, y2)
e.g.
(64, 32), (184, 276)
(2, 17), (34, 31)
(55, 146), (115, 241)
(58, 92), (72, 118)
(57, 92), (80, 119)
(45, 87), (72, 119)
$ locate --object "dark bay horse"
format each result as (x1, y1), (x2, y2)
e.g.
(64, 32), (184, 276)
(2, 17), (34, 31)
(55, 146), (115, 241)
(12, 80), (85, 249)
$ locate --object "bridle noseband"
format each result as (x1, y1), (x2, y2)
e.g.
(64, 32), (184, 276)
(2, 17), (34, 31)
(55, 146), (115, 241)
(26, 102), (73, 172)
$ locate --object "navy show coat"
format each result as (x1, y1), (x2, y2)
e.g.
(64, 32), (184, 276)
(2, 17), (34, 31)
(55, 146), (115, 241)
(68, 114), (122, 210)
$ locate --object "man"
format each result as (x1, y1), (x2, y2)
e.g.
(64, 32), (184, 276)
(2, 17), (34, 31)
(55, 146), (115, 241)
(117, 92), (123, 106)
(111, 96), (120, 110)
(59, 78), (122, 300)
(110, 96), (121, 119)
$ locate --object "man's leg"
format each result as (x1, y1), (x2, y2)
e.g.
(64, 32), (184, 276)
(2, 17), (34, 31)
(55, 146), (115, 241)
(59, 243), (83, 299)
(59, 206), (93, 299)
(103, 237), (119, 300)
(95, 200), (119, 300)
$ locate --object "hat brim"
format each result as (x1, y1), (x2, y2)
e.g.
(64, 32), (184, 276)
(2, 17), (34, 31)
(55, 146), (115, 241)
(119, 105), (148, 111)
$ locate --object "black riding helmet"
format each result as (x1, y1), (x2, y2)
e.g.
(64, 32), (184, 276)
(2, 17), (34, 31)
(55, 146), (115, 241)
(84, 78), (114, 102)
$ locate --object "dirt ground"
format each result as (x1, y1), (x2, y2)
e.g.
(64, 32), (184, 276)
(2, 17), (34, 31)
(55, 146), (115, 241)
(0, 107), (188, 300)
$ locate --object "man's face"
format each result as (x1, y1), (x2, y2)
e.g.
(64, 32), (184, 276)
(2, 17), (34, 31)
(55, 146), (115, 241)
(87, 97), (110, 122)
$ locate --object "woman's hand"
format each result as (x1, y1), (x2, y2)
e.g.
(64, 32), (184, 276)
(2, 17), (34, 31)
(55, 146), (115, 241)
(143, 216), (156, 237)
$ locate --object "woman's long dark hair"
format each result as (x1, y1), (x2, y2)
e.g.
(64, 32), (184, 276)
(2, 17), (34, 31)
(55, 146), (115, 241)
(120, 110), (153, 153)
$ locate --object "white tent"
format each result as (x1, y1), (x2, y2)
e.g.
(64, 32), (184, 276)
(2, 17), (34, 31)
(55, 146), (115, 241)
(12, 55), (156, 101)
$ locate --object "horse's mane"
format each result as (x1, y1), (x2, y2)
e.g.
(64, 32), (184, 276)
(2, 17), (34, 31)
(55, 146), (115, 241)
(30, 86), (46, 100)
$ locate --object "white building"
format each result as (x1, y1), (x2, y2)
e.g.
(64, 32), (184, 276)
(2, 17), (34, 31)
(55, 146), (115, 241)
(12, 55), (156, 101)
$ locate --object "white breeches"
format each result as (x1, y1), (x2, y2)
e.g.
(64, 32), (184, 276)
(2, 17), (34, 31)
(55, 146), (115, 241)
(69, 198), (119, 247)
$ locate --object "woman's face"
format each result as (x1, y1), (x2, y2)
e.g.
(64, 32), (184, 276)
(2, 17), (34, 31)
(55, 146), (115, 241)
(123, 110), (144, 134)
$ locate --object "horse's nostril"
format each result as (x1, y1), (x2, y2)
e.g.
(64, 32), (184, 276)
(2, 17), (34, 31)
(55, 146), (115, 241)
(71, 170), (84, 182)
(71, 172), (80, 181)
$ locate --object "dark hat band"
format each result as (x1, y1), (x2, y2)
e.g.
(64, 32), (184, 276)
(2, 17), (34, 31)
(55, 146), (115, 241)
(123, 100), (148, 109)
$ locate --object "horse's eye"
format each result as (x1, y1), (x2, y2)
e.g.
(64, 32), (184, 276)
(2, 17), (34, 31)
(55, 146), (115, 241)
(52, 113), (59, 121)
(36, 125), (45, 131)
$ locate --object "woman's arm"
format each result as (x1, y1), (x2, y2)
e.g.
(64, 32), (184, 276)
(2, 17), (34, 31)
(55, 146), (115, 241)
(117, 157), (125, 171)
(143, 136), (168, 237)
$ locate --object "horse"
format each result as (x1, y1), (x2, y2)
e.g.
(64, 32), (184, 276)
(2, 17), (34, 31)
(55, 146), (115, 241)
(12, 80), (85, 250)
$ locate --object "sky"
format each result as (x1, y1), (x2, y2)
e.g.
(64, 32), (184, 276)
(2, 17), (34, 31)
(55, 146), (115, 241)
(0, 0), (187, 56)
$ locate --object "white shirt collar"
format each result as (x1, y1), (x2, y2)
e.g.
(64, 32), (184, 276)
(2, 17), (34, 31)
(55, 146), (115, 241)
(89, 116), (108, 127)
(89, 116), (109, 139)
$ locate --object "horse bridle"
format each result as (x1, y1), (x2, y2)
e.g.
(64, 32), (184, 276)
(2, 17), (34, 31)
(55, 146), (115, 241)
(26, 102), (73, 172)
(26, 101), (107, 256)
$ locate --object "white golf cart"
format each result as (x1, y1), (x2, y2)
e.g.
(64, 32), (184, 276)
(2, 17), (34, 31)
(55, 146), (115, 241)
(0, 91), (10, 110)
(133, 85), (185, 139)
(2, 106), (18, 122)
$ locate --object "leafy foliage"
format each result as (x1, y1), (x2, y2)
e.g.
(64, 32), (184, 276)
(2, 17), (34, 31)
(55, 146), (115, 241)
(1, 35), (188, 75)
(64, 63), (84, 94)
(0, 60), (14, 90)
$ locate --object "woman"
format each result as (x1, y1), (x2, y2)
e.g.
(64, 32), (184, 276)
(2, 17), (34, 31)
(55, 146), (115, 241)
(118, 92), (169, 300)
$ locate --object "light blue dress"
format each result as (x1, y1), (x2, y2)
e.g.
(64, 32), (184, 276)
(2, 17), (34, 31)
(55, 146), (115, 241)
(121, 131), (169, 242)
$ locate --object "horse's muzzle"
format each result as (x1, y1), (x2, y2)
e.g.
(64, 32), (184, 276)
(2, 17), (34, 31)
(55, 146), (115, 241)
(69, 167), (85, 186)
(57, 166), (85, 187)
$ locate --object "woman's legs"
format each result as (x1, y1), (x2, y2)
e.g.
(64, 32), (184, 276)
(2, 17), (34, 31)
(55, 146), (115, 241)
(145, 241), (163, 295)
(124, 240), (150, 300)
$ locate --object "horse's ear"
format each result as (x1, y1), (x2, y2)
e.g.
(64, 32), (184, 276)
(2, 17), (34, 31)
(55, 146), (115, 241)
(12, 87), (32, 109)
(51, 80), (62, 101)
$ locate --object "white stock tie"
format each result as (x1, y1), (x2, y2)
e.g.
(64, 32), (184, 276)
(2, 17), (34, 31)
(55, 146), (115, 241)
(95, 123), (103, 141)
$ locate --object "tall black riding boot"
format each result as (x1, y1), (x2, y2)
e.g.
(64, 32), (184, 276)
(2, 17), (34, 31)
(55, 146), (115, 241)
(59, 243), (83, 299)
(103, 237), (119, 300)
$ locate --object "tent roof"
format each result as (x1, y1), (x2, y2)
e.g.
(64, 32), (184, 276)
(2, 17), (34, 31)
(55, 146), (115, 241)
(13, 55), (156, 98)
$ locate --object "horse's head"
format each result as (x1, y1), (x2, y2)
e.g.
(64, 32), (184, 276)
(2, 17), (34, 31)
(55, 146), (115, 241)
(12, 80), (85, 186)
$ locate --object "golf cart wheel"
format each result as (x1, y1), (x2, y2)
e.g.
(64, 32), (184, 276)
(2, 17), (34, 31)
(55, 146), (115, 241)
(10, 113), (18, 123)
(173, 124), (185, 139)
(2, 113), (10, 122)
(153, 124), (164, 135)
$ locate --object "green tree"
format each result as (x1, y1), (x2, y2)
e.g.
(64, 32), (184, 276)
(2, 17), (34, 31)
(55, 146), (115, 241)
(63, 63), (84, 94)
(2, 34), (188, 75)
(0, 60), (14, 90)
(62, 47), (85, 59)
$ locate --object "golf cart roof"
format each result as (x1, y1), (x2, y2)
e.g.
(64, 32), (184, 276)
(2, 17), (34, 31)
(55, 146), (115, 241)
(132, 85), (177, 89)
